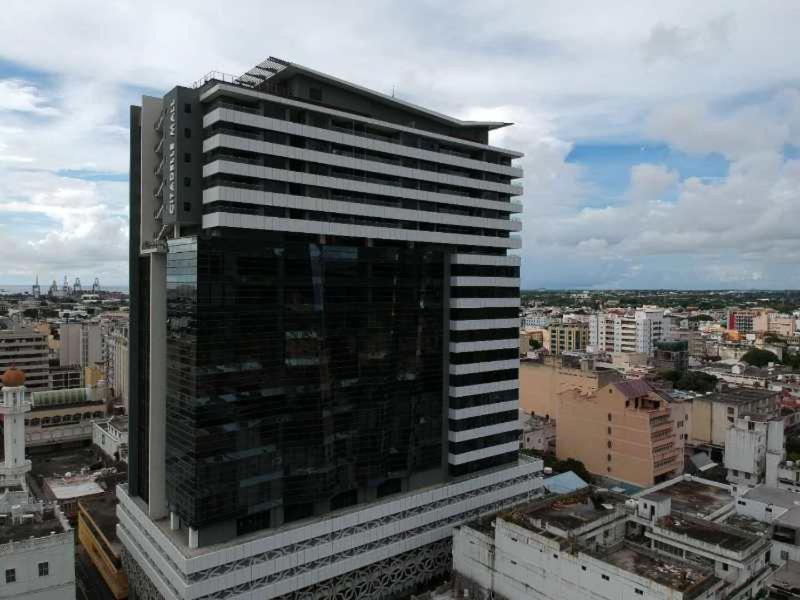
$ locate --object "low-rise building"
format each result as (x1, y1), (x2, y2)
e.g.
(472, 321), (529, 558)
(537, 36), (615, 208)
(78, 493), (129, 599)
(26, 384), (110, 447)
(452, 479), (774, 600)
(519, 411), (555, 454)
(652, 339), (689, 372)
(49, 364), (83, 390)
(0, 499), (75, 600)
(93, 416), (129, 464)
(691, 387), (781, 448)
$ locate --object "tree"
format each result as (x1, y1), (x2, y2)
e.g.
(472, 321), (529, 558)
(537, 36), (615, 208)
(22, 308), (38, 319)
(741, 348), (780, 368)
(530, 339), (542, 350)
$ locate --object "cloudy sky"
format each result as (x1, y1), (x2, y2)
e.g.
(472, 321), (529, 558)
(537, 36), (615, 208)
(1, 1), (799, 289)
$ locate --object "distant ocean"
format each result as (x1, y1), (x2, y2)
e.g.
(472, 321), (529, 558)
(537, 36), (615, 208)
(0, 284), (129, 295)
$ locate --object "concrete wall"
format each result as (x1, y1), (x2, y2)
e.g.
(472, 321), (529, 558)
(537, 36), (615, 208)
(0, 533), (75, 600)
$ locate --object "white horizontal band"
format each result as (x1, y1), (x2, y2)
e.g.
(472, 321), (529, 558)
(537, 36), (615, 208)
(449, 379), (519, 398)
(450, 276), (520, 287)
(203, 212), (520, 249)
(203, 186), (519, 231)
(449, 339), (519, 353)
(450, 254), (520, 266)
(449, 318), (520, 331)
(448, 419), (520, 443)
(205, 133), (519, 196)
(204, 159), (521, 214)
(449, 359), (519, 375)
(202, 89), (523, 160)
(448, 441), (520, 465)
(448, 400), (519, 420)
(449, 297), (520, 308)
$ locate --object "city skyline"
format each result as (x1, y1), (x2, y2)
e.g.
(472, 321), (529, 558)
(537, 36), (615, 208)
(1, 1), (800, 289)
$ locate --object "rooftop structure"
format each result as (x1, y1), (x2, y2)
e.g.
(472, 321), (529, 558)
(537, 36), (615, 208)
(637, 476), (732, 519)
(453, 479), (773, 600)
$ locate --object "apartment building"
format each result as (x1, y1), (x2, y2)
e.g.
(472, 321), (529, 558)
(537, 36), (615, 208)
(0, 326), (49, 390)
(120, 57), (544, 600)
(556, 379), (682, 487)
(519, 353), (622, 418)
(58, 321), (102, 368)
(589, 307), (669, 355)
(691, 387), (781, 448)
(546, 321), (588, 355)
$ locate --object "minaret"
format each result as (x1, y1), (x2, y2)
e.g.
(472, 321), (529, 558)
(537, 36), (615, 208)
(0, 367), (32, 492)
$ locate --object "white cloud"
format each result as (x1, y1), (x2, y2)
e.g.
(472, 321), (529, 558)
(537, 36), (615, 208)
(0, 80), (59, 116)
(1, 1), (800, 287)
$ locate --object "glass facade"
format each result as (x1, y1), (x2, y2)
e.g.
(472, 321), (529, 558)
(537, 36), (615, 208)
(165, 231), (446, 529)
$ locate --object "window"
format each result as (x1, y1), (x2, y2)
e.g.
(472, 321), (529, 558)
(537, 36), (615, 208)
(5, 569), (15, 583)
(722, 563), (728, 571)
(38, 562), (49, 577)
(765, 506), (772, 512)
(183, 202), (191, 212)
(184, 152), (191, 163)
(782, 550), (790, 560)
(553, 554), (559, 559)
(581, 566), (587, 571)
(608, 413), (612, 421)
(635, 589), (644, 596)
(607, 427), (612, 435)
(607, 454), (612, 462)
(184, 127), (191, 138)
(738, 500), (746, 506)
(607, 441), (612, 448)
(309, 87), (322, 101)
(184, 176), (191, 187)
(601, 574), (610, 581)
(184, 103), (191, 113)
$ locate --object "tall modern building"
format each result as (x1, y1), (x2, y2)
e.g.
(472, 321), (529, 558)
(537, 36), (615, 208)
(119, 57), (539, 600)
(588, 307), (669, 355)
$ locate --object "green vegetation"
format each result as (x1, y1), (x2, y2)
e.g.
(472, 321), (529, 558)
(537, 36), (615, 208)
(658, 369), (718, 393)
(530, 339), (542, 350)
(741, 348), (780, 368)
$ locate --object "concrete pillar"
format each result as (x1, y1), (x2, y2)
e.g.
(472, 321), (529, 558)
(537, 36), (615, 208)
(188, 527), (199, 549)
(170, 512), (181, 531)
(148, 252), (168, 520)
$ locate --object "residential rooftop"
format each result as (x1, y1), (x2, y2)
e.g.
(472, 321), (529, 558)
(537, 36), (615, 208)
(599, 543), (716, 597)
(0, 507), (65, 545)
(80, 493), (121, 550)
(647, 478), (732, 518)
(703, 387), (779, 405)
(657, 515), (760, 552)
(504, 488), (626, 535)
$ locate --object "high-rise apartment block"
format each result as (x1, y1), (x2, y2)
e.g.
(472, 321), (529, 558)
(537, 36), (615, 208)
(119, 57), (539, 600)
(589, 307), (669, 355)
(0, 326), (49, 390)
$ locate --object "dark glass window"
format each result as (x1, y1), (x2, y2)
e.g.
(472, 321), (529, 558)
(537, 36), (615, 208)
(450, 307), (519, 321)
(449, 430), (519, 454)
(450, 264), (519, 278)
(449, 410), (518, 432)
(449, 347), (518, 365)
(165, 232), (447, 529)
(449, 389), (517, 410)
(450, 328), (518, 343)
(449, 368), (517, 387)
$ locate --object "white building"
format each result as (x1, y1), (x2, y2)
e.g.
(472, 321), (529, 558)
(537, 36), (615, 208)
(453, 477), (774, 600)
(93, 416), (129, 463)
(522, 313), (551, 329)
(589, 308), (670, 355)
(733, 486), (800, 565)
(58, 320), (102, 368)
(724, 416), (784, 488)
(100, 313), (129, 410)
(0, 367), (76, 600)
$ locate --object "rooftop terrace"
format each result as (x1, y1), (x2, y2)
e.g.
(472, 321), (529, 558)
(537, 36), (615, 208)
(657, 515), (759, 552)
(650, 479), (731, 518)
(0, 507), (65, 545)
(601, 543), (716, 597)
(506, 488), (626, 534)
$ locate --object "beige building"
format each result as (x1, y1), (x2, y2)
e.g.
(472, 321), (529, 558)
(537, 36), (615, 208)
(519, 354), (622, 418)
(690, 387), (781, 448)
(556, 379), (682, 486)
(545, 322), (588, 355)
(518, 328), (544, 356)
